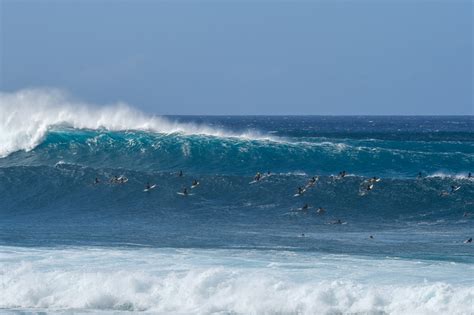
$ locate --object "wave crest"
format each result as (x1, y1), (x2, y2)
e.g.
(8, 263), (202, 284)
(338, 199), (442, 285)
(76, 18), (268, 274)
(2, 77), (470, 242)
(0, 88), (275, 157)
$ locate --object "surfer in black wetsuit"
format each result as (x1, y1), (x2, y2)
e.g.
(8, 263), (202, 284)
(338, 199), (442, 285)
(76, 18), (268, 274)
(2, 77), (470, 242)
(317, 207), (325, 214)
(94, 177), (100, 184)
(417, 172), (423, 179)
(146, 182), (151, 190)
(367, 184), (373, 191)
(298, 187), (304, 195)
(302, 204), (309, 211)
(178, 170), (183, 177)
(192, 179), (198, 186)
(183, 187), (188, 196)
(465, 238), (472, 244)
(254, 172), (262, 181)
(468, 172), (472, 178)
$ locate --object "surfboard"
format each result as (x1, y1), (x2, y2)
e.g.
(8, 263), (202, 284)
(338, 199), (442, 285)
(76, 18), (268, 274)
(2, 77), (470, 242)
(293, 189), (306, 197)
(117, 176), (128, 183)
(452, 186), (461, 192)
(305, 182), (316, 189)
(144, 184), (157, 192)
(177, 192), (194, 196)
(191, 182), (200, 189)
(327, 221), (347, 225)
(295, 206), (311, 211)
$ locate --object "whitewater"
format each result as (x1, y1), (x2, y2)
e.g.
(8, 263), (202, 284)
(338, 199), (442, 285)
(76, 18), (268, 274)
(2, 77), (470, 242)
(0, 89), (473, 314)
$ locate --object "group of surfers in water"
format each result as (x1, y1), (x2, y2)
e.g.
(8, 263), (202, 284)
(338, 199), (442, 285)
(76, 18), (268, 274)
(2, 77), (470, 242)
(94, 171), (199, 196)
(92, 170), (471, 243)
(95, 170), (466, 199)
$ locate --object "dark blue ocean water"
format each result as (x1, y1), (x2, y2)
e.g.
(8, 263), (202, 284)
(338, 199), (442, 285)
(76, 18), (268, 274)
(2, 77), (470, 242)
(0, 115), (473, 314)
(1, 116), (472, 260)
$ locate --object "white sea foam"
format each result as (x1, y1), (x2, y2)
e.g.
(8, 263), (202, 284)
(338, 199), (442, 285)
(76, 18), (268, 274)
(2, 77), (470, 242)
(427, 171), (473, 180)
(1, 246), (473, 315)
(0, 89), (276, 157)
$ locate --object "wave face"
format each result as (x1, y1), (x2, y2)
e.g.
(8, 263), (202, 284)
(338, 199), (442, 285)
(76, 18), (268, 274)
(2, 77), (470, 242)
(1, 89), (473, 314)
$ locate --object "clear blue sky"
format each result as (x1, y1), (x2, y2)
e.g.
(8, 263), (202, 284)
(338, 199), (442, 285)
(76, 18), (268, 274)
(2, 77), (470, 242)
(1, 0), (472, 115)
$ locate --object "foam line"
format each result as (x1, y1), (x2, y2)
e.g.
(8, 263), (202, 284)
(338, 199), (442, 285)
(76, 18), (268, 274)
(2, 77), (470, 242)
(1, 247), (473, 314)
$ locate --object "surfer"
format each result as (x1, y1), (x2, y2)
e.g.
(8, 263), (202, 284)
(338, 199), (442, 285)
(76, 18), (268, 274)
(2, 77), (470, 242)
(317, 207), (325, 214)
(331, 219), (343, 225)
(468, 172), (472, 178)
(178, 170), (183, 177)
(254, 172), (262, 181)
(110, 176), (118, 183)
(192, 179), (198, 186)
(465, 237), (472, 244)
(94, 177), (100, 184)
(369, 235), (374, 239)
(146, 182), (151, 190)
(297, 187), (304, 195)
(308, 176), (317, 185)
(301, 204), (309, 211)
(450, 185), (460, 193)
(417, 172), (423, 179)
(339, 171), (346, 178)
(367, 184), (373, 191)
(183, 187), (188, 196)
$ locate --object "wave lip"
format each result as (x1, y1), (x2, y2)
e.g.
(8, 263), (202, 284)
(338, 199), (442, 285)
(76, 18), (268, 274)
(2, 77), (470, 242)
(0, 88), (277, 157)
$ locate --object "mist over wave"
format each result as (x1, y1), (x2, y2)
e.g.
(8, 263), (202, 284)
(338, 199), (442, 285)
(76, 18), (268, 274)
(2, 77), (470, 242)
(0, 89), (274, 157)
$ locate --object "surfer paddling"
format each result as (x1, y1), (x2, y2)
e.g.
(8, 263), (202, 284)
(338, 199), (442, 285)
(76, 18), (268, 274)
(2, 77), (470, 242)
(296, 186), (305, 196)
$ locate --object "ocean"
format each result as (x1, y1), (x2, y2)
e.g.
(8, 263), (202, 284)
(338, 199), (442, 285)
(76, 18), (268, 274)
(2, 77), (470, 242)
(0, 94), (473, 314)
